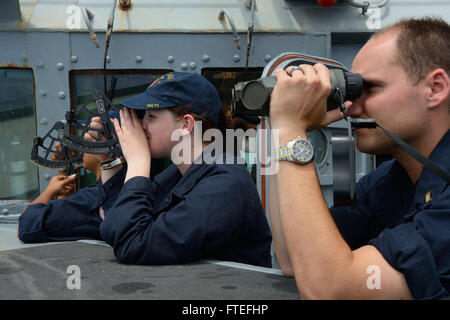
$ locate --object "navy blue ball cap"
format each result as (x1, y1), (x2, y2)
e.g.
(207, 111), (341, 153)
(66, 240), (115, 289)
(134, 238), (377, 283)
(119, 72), (222, 125)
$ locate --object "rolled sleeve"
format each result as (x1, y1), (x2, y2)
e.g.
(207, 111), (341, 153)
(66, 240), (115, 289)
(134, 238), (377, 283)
(99, 176), (158, 260)
(18, 203), (49, 242)
(369, 221), (448, 300)
(18, 181), (109, 243)
(99, 168), (126, 213)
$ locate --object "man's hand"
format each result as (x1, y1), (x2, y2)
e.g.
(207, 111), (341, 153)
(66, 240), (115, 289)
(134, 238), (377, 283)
(269, 64), (343, 135)
(112, 107), (151, 182)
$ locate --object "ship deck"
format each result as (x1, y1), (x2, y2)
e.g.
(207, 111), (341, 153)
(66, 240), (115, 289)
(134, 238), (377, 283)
(0, 224), (299, 300)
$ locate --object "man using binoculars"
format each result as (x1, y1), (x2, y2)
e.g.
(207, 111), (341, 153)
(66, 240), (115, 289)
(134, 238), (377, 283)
(269, 16), (449, 299)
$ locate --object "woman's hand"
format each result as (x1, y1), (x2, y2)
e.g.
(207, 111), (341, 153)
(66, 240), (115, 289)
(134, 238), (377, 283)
(112, 107), (151, 182)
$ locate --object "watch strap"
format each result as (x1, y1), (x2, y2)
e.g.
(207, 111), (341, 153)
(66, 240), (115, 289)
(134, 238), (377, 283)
(275, 145), (294, 161)
(101, 156), (126, 170)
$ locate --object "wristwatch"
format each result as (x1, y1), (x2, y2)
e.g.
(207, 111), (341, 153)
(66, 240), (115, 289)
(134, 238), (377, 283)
(100, 156), (126, 170)
(275, 137), (314, 164)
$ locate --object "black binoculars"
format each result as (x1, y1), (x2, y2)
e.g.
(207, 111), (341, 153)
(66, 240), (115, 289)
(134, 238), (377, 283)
(231, 65), (363, 117)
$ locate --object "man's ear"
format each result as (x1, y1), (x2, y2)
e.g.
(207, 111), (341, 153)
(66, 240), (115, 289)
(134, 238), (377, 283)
(181, 114), (196, 135)
(425, 68), (450, 109)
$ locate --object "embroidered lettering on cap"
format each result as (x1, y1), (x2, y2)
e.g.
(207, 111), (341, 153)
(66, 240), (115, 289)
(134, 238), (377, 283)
(147, 103), (160, 108)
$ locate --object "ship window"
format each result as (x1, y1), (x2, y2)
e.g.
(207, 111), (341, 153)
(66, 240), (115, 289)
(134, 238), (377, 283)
(69, 69), (173, 186)
(0, 68), (39, 200)
(202, 68), (263, 183)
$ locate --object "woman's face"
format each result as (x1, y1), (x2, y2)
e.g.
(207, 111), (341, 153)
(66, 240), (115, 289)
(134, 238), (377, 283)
(140, 109), (183, 158)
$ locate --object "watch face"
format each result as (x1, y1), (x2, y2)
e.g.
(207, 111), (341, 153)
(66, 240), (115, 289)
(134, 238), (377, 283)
(292, 138), (314, 163)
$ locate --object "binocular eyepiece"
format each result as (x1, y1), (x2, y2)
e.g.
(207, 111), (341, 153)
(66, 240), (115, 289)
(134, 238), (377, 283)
(231, 68), (363, 117)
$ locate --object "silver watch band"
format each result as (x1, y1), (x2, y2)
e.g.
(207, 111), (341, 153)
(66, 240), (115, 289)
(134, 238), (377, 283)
(275, 144), (294, 161)
(100, 156), (126, 170)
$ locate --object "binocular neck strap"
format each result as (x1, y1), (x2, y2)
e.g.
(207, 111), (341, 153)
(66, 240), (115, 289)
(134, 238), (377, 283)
(376, 124), (450, 184)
